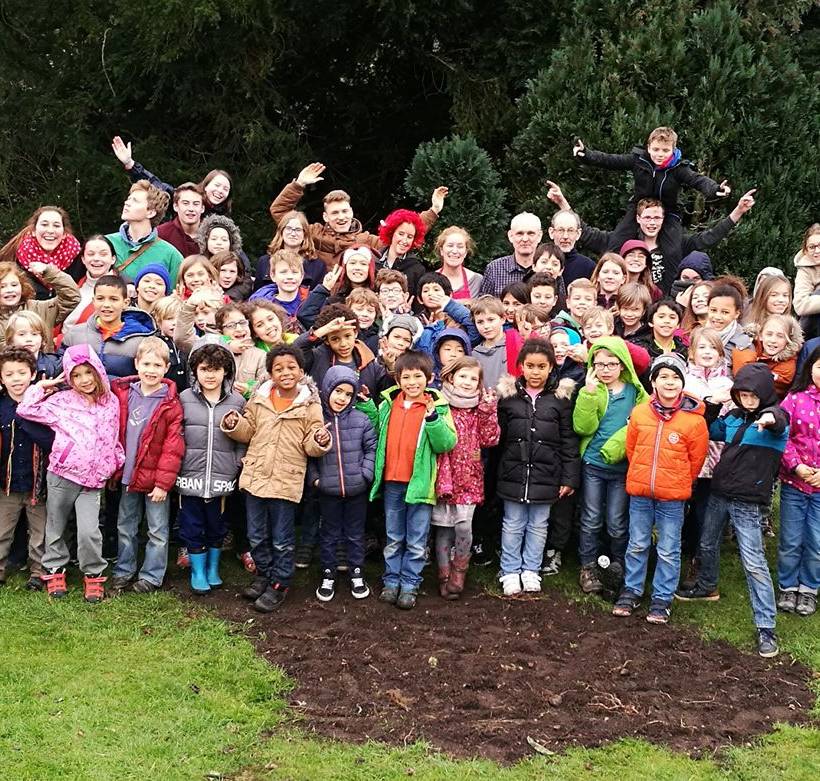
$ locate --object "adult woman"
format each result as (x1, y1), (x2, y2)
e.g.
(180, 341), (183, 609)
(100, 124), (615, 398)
(0, 206), (82, 299)
(257, 211), (325, 292)
(111, 136), (233, 216)
(376, 209), (429, 299)
(0, 260), (80, 349)
(62, 235), (118, 331)
(433, 226), (484, 301)
(793, 224), (820, 340)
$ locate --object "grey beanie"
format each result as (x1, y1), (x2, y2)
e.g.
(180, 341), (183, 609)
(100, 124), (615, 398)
(385, 313), (422, 342)
(649, 352), (687, 384)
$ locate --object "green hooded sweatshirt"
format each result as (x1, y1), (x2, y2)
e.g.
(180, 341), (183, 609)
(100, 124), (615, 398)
(572, 337), (649, 466)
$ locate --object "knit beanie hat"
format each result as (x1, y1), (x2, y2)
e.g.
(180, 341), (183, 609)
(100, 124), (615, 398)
(134, 263), (172, 295)
(649, 352), (686, 385)
(385, 313), (422, 342)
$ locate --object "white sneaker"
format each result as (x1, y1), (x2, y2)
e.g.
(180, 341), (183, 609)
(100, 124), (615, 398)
(521, 570), (542, 592)
(500, 573), (522, 596)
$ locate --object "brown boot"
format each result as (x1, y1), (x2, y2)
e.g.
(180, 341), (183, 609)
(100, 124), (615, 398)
(438, 566), (457, 599)
(447, 554), (470, 596)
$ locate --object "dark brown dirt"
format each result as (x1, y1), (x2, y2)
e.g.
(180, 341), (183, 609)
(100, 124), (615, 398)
(176, 573), (816, 764)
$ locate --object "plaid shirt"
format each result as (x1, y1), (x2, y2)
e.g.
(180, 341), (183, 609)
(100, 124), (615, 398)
(479, 255), (531, 297)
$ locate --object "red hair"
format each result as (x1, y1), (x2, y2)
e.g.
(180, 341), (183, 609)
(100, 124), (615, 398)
(378, 209), (426, 249)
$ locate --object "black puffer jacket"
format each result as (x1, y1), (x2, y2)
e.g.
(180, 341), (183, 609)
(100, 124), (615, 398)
(376, 250), (427, 302)
(496, 374), (581, 504)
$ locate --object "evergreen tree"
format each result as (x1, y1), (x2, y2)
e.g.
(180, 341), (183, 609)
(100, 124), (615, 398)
(506, 0), (819, 281)
(405, 135), (509, 271)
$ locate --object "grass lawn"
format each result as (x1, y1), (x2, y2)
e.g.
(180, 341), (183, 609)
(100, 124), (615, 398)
(1, 530), (817, 781)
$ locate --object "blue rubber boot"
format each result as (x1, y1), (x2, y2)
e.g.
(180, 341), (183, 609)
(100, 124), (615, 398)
(189, 552), (211, 594)
(206, 548), (223, 589)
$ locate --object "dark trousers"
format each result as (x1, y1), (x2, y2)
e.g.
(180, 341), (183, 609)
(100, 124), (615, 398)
(178, 495), (227, 553)
(546, 492), (577, 553)
(318, 493), (367, 571)
(225, 490), (250, 553)
(245, 494), (297, 587)
(683, 477), (711, 556)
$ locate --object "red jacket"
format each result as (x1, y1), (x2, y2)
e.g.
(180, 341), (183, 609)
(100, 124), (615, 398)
(111, 377), (185, 492)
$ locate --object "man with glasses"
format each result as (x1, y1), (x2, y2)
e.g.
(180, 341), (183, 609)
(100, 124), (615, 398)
(548, 210), (596, 285)
(480, 212), (545, 296)
(547, 182), (756, 294)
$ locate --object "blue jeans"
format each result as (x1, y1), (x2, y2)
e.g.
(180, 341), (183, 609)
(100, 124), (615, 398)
(623, 496), (684, 604)
(383, 482), (432, 592)
(697, 493), (777, 629)
(578, 464), (629, 566)
(245, 494), (297, 587)
(500, 501), (552, 576)
(778, 484), (820, 593)
(113, 490), (170, 586)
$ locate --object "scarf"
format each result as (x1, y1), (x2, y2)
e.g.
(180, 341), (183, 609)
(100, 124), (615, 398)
(657, 148), (682, 170)
(715, 319), (739, 346)
(650, 392), (683, 421)
(441, 381), (479, 409)
(16, 233), (81, 272)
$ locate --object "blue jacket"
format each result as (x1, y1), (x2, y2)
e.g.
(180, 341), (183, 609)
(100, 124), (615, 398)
(430, 328), (472, 386)
(307, 366), (377, 498)
(416, 299), (481, 355)
(709, 363), (789, 504)
(0, 393), (53, 499)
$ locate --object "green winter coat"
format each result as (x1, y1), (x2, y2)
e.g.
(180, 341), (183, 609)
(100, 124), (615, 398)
(572, 337), (648, 464)
(370, 386), (457, 505)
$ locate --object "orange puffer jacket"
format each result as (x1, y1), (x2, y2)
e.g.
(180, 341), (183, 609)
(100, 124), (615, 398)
(625, 394), (709, 501)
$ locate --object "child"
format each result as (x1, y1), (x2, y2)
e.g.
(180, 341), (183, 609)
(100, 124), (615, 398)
(251, 249), (309, 332)
(415, 272), (481, 353)
(573, 337), (648, 593)
(496, 339), (580, 596)
(377, 314), (422, 382)
(62, 275), (156, 379)
(175, 344), (246, 595)
(433, 357), (500, 598)
(212, 250), (252, 302)
(431, 328), (471, 386)
(777, 346), (820, 618)
(5, 311), (62, 378)
(332, 246), (377, 297)
(613, 353), (708, 623)
(133, 264), (172, 312)
(0, 347), (52, 590)
(110, 337), (184, 593)
(619, 240), (662, 300)
(743, 274), (793, 337)
(579, 306), (614, 344)
(472, 296), (523, 389)
(679, 280), (713, 342)
(739, 314), (803, 399)
(221, 345), (331, 611)
(515, 304), (551, 342)
(676, 363), (786, 658)
(309, 365), (377, 602)
(370, 350), (457, 609)
(590, 253), (628, 310)
(549, 326), (585, 385)
(17, 344), (125, 602)
(346, 287), (380, 353)
(636, 299), (688, 370)
(615, 282), (652, 342)
(529, 242), (567, 300)
(375, 268), (411, 317)
(527, 273), (561, 319)
(554, 277), (597, 337)
(178, 254), (220, 298)
(151, 295), (187, 391)
(500, 282), (530, 327)
(243, 300), (290, 352)
(706, 281), (755, 375)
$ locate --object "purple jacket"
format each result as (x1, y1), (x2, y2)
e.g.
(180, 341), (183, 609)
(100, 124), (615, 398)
(780, 387), (820, 494)
(17, 344), (125, 488)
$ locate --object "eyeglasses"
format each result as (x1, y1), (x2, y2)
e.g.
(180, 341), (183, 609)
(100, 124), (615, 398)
(551, 227), (578, 236)
(593, 361), (621, 370)
(283, 226), (304, 234)
(223, 319), (249, 331)
(807, 242), (820, 253)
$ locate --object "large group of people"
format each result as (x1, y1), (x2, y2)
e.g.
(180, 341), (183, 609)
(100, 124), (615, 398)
(0, 127), (817, 661)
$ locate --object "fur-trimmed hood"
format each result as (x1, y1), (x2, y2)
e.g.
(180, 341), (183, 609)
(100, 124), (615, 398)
(496, 372), (576, 401)
(197, 213), (243, 254)
(755, 316), (803, 364)
(252, 374), (321, 410)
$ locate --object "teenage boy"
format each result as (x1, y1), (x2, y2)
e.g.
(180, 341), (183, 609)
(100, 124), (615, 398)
(676, 363), (786, 658)
(371, 350), (457, 609)
(157, 182), (206, 257)
(0, 347), (53, 590)
(106, 181), (183, 285)
(109, 338), (184, 594)
(472, 296), (523, 389)
(573, 337), (648, 593)
(270, 162), (447, 268)
(62, 275), (156, 379)
(613, 353), (708, 624)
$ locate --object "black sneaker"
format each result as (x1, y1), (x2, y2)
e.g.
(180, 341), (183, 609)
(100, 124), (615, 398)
(471, 542), (495, 568)
(675, 584), (720, 601)
(335, 541), (348, 573)
(110, 576), (134, 594)
(795, 592), (817, 616)
(132, 579), (159, 594)
(254, 583), (288, 613)
(24, 575), (43, 592)
(757, 628), (779, 658)
(316, 569), (336, 602)
(242, 576), (269, 601)
(294, 545), (313, 569)
(349, 567), (370, 599)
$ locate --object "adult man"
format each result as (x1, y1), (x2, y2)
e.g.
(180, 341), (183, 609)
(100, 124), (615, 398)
(547, 210), (596, 285)
(479, 212), (543, 297)
(157, 182), (205, 257)
(547, 181), (756, 293)
(270, 162), (448, 269)
(106, 181), (183, 285)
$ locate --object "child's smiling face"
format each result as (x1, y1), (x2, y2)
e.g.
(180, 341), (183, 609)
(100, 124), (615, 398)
(328, 382), (355, 413)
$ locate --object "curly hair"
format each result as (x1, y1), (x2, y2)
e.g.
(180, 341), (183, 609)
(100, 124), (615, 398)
(0, 345), (37, 376)
(378, 209), (426, 250)
(314, 303), (357, 333)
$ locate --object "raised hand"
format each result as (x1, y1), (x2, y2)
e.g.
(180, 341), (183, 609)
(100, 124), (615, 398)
(424, 394), (437, 416)
(27, 261), (48, 276)
(431, 186), (449, 214)
(322, 263), (343, 291)
(313, 315), (358, 340)
(730, 188), (757, 221)
(584, 367), (598, 394)
(572, 138), (585, 157)
(296, 162), (326, 187)
(755, 411), (776, 431)
(715, 179), (731, 198)
(111, 136), (134, 169)
(38, 372), (65, 396)
(546, 180), (570, 210)
(481, 388), (497, 405)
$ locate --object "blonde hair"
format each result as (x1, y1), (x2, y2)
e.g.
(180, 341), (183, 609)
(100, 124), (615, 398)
(744, 275), (792, 334)
(270, 248), (304, 275)
(346, 287), (379, 309)
(616, 281), (652, 311)
(579, 305), (614, 333)
(434, 226), (476, 261)
(648, 126), (678, 147)
(470, 295), (505, 318)
(179, 254), (218, 286)
(5, 310), (46, 344)
(323, 190), (351, 206)
(0, 261), (34, 303)
(758, 314), (803, 356)
(590, 253), (628, 291)
(151, 295), (181, 322)
(688, 326), (724, 365)
(516, 304), (551, 325)
(129, 181), (170, 228)
(135, 335), (171, 365)
(567, 277), (596, 297)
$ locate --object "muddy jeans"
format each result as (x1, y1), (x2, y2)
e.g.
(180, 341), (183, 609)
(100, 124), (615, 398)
(0, 493), (46, 579)
(432, 503), (476, 568)
(43, 472), (106, 576)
